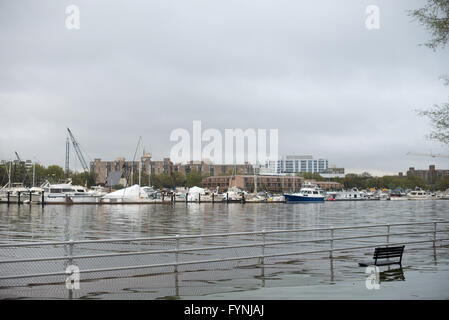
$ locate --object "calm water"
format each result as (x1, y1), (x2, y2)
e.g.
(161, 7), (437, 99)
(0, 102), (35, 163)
(0, 201), (448, 299)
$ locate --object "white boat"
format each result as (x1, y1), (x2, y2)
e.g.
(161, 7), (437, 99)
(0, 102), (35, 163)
(333, 188), (368, 201)
(284, 183), (325, 202)
(407, 188), (431, 200)
(223, 186), (244, 202)
(378, 192), (390, 201)
(0, 182), (30, 202)
(390, 195), (408, 201)
(187, 186), (206, 201)
(101, 185), (160, 203)
(41, 181), (102, 204)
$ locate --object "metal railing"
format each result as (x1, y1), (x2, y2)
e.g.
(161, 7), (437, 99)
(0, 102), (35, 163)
(0, 221), (448, 285)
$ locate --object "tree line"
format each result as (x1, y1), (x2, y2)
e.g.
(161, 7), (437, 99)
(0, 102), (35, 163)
(0, 162), (96, 187)
(296, 171), (449, 191)
(0, 162), (207, 190)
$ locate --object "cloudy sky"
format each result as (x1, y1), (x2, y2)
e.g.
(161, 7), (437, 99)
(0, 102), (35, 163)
(0, 0), (448, 176)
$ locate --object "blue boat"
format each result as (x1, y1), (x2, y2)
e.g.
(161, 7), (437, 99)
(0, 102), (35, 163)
(284, 183), (325, 202)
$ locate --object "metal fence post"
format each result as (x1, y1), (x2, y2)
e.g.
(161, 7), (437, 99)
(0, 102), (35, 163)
(175, 234), (180, 273)
(68, 239), (74, 266)
(433, 221), (437, 248)
(329, 227), (334, 259)
(386, 224), (390, 247)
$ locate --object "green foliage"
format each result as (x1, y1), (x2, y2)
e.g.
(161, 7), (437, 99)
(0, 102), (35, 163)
(332, 173), (428, 190)
(70, 171), (97, 187)
(417, 94), (449, 144)
(436, 176), (449, 190)
(172, 171), (186, 186)
(410, 1), (449, 144)
(185, 171), (203, 187)
(46, 165), (65, 183)
(296, 172), (326, 181)
(409, 0), (449, 50)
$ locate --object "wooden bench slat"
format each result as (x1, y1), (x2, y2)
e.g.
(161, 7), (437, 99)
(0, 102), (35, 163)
(359, 245), (404, 267)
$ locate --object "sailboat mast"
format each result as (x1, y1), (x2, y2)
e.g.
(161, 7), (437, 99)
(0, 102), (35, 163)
(138, 157), (142, 187)
(33, 161), (35, 187)
(8, 161), (11, 185)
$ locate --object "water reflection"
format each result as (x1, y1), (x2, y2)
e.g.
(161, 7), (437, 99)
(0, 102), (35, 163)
(379, 267), (405, 282)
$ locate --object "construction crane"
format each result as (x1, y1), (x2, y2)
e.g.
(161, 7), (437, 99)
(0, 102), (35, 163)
(14, 151), (22, 162)
(67, 128), (89, 173)
(406, 152), (449, 158)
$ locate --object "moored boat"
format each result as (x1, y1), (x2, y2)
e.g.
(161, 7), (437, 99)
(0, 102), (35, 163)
(284, 183), (325, 202)
(407, 187), (431, 200)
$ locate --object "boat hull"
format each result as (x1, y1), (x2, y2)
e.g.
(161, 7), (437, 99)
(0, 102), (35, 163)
(284, 194), (324, 202)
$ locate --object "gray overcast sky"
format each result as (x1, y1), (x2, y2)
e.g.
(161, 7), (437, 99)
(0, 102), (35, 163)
(0, 0), (448, 175)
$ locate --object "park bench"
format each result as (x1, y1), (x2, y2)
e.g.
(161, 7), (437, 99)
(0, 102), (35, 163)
(358, 245), (405, 267)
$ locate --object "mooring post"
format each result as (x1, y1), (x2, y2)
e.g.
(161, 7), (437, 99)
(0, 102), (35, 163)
(17, 191), (21, 205)
(162, 193), (165, 202)
(175, 234), (180, 273)
(241, 192), (245, 204)
(198, 193), (201, 204)
(386, 223), (390, 247)
(41, 191), (45, 206)
(212, 193), (214, 204)
(433, 221), (437, 248)
(226, 193), (229, 204)
(7, 191), (10, 205)
(29, 190), (32, 204)
(329, 227), (334, 259)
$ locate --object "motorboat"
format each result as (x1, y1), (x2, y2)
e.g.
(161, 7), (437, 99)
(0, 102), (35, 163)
(284, 183), (325, 202)
(41, 180), (102, 204)
(0, 182), (30, 202)
(407, 187), (431, 200)
(332, 188), (368, 201)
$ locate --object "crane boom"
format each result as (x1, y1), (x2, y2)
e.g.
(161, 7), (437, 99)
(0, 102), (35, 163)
(406, 152), (449, 158)
(14, 151), (22, 162)
(67, 128), (89, 172)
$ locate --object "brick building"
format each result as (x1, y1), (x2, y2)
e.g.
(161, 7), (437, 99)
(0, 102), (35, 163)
(202, 175), (304, 193)
(406, 165), (449, 185)
(91, 156), (255, 185)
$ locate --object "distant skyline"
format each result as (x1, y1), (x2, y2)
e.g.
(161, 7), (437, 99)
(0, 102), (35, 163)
(0, 0), (448, 176)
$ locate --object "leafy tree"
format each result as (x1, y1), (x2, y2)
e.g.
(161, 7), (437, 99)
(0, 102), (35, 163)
(46, 165), (65, 183)
(172, 171), (186, 187)
(409, 0), (449, 50)
(296, 172), (326, 181)
(416, 77), (449, 145)
(186, 171), (203, 187)
(70, 171), (97, 187)
(410, 1), (449, 144)
(436, 176), (449, 190)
